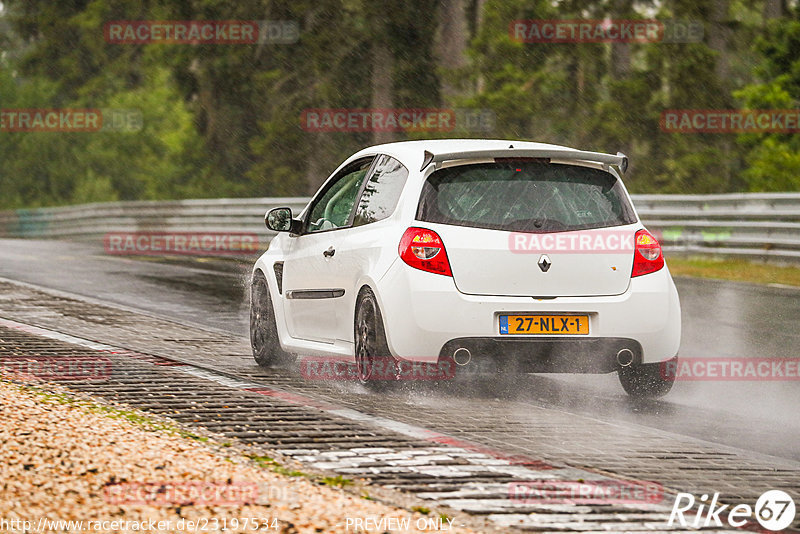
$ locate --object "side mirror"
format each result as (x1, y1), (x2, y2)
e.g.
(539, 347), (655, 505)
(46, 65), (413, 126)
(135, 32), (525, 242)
(265, 207), (299, 233)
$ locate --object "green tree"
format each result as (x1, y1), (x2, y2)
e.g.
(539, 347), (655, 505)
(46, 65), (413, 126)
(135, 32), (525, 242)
(735, 14), (800, 191)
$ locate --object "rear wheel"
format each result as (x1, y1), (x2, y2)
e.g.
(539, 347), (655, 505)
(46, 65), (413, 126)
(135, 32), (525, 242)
(618, 356), (676, 398)
(354, 288), (397, 389)
(250, 273), (293, 367)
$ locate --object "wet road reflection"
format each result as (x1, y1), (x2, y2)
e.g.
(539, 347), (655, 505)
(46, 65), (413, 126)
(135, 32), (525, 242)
(1, 239), (798, 461)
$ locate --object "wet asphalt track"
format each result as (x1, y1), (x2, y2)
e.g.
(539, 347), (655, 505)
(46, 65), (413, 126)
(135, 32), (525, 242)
(1, 237), (799, 462)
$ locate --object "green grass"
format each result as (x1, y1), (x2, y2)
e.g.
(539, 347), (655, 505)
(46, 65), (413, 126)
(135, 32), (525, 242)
(320, 475), (353, 488)
(667, 257), (800, 288)
(93, 404), (207, 441)
(412, 506), (430, 515)
(10, 382), (337, 489)
(247, 455), (356, 488)
(247, 454), (309, 477)
(9, 382), (208, 441)
(11, 383), (322, 484)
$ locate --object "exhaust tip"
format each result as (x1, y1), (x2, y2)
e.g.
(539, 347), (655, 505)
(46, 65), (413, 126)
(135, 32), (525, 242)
(453, 347), (472, 366)
(617, 348), (634, 368)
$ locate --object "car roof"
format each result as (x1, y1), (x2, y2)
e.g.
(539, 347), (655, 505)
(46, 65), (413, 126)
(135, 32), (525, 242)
(349, 139), (623, 173)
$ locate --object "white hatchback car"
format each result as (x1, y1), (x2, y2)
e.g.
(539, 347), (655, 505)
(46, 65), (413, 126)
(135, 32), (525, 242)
(250, 139), (681, 397)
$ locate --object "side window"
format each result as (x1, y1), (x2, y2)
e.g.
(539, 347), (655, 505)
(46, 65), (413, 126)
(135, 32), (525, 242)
(307, 158), (373, 233)
(352, 155), (409, 227)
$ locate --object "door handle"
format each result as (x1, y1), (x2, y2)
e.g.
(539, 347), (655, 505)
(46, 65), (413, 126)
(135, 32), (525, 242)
(323, 246), (335, 258)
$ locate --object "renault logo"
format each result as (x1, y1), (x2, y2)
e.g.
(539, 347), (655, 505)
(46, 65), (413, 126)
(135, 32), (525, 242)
(538, 254), (551, 272)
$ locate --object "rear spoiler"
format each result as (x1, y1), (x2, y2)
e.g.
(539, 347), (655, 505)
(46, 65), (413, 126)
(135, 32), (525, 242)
(420, 148), (628, 174)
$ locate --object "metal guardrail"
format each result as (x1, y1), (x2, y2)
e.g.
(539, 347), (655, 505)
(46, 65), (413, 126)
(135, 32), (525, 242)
(632, 193), (800, 263)
(0, 194), (798, 262)
(0, 198), (310, 256)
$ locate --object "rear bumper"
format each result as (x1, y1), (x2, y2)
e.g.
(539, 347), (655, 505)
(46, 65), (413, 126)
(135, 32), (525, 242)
(438, 337), (642, 373)
(374, 259), (681, 367)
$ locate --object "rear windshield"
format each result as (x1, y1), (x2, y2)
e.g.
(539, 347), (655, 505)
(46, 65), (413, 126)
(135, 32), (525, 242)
(417, 161), (637, 233)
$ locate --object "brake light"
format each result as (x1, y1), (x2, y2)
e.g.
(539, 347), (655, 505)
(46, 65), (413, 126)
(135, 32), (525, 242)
(632, 229), (665, 277)
(399, 227), (453, 276)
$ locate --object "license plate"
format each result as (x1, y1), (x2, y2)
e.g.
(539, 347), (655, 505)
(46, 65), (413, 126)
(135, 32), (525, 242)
(500, 315), (589, 335)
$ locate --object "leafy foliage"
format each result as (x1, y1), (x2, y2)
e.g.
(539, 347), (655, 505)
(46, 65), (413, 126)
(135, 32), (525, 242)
(0, 0), (799, 210)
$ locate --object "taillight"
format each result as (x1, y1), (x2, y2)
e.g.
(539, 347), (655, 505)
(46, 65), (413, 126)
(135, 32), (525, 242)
(632, 229), (665, 277)
(399, 227), (453, 277)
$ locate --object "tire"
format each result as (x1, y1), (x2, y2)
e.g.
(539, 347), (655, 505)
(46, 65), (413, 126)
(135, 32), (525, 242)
(618, 356), (676, 398)
(250, 273), (293, 367)
(354, 288), (397, 389)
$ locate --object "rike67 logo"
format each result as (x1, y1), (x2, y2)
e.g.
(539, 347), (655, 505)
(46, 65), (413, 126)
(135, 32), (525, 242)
(669, 490), (796, 531)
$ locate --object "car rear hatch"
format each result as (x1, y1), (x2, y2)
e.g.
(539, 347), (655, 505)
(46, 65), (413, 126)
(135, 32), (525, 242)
(416, 159), (638, 297)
